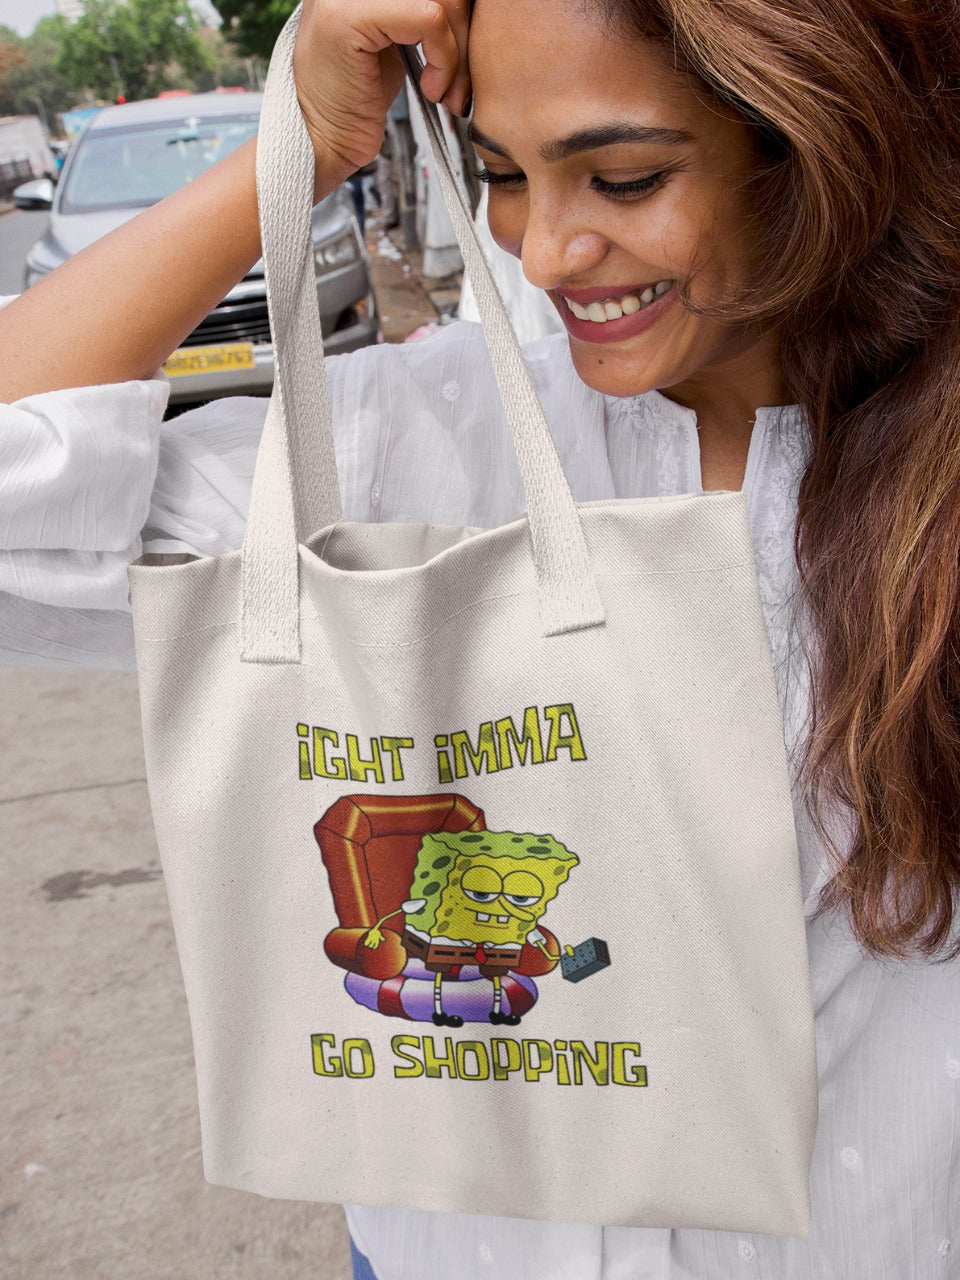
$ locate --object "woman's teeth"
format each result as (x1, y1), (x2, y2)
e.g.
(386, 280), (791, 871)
(567, 280), (673, 323)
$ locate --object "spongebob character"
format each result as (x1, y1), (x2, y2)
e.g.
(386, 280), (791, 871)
(398, 830), (579, 1027)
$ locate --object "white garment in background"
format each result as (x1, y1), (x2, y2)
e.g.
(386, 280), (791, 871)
(1, 312), (957, 1280)
(407, 94), (464, 279)
(457, 187), (565, 344)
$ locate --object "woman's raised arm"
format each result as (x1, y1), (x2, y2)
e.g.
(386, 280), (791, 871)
(0, 138), (263, 400)
(0, 0), (469, 403)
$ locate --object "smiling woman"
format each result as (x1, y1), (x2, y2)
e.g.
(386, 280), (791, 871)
(1, 0), (960, 1278)
(467, 8), (773, 425)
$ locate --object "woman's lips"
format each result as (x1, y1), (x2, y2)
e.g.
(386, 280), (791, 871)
(554, 284), (677, 345)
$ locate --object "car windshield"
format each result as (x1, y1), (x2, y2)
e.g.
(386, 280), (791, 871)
(58, 115), (259, 212)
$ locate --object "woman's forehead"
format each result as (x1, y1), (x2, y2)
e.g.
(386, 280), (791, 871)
(468, 0), (711, 152)
(469, 0), (646, 70)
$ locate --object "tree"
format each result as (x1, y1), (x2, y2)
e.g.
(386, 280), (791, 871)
(212, 0), (295, 60)
(57, 0), (214, 103)
(0, 18), (77, 121)
(0, 32), (27, 86)
(189, 26), (261, 93)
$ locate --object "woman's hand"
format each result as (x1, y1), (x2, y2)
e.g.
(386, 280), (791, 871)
(293, 0), (471, 192)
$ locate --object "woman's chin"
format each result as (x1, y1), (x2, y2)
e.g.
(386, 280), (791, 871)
(566, 340), (666, 400)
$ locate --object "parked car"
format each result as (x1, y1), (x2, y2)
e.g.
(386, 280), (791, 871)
(16, 93), (380, 402)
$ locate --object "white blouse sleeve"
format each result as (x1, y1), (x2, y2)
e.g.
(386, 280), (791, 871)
(1, 378), (169, 608)
(0, 387), (263, 669)
(0, 292), (172, 666)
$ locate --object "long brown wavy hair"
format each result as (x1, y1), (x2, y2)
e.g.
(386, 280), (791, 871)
(588, 0), (960, 957)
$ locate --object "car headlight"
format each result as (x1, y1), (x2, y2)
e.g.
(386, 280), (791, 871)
(314, 228), (360, 274)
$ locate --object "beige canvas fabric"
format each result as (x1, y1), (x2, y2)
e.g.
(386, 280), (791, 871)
(128, 7), (817, 1234)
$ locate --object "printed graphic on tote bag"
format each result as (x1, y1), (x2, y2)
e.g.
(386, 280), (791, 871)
(314, 793), (611, 1027)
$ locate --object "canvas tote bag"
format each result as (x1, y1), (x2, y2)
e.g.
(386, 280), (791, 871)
(128, 6), (817, 1234)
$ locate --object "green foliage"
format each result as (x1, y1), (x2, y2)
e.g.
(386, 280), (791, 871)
(56, 0), (215, 102)
(212, 0), (296, 59)
(190, 27), (262, 93)
(0, 17), (77, 119)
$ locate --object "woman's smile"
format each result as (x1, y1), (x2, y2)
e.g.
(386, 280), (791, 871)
(555, 280), (677, 343)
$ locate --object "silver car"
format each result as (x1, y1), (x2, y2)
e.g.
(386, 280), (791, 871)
(18, 92), (379, 402)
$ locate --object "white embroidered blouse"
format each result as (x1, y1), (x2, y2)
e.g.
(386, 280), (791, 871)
(1, 314), (957, 1280)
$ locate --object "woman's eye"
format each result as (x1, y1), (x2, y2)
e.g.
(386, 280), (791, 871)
(475, 167), (526, 188)
(591, 171), (668, 200)
(475, 167), (669, 200)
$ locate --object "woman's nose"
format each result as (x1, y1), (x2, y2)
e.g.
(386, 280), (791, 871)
(519, 200), (608, 292)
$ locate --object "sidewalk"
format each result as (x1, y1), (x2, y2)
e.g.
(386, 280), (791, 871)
(364, 215), (462, 342)
(1, 667), (354, 1279)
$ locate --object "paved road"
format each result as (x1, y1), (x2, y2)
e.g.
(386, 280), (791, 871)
(1, 667), (354, 1279)
(0, 209), (48, 295)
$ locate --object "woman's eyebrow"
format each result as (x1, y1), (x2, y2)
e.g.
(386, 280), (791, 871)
(467, 121), (694, 161)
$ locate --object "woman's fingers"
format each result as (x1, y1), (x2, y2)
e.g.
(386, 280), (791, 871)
(293, 0), (472, 187)
(416, 0), (471, 113)
(439, 0), (472, 116)
(348, 0), (470, 108)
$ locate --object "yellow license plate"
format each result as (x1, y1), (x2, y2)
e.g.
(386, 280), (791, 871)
(163, 343), (255, 377)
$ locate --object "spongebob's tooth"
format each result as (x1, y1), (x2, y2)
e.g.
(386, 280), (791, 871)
(569, 300), (591, 320)
(655, 279), (672, 296)
(497, 915), (509, 923)
(640, 287), (655, 305)
(477, 912), (490, 922)
(586, 301), (607, 322)
(620, 294), (641, 315)
(603, 300), (623, 321)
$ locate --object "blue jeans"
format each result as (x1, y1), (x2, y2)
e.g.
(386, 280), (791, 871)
(350, 1236), (380, 1280)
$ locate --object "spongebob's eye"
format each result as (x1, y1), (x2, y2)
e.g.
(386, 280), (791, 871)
(502, 870), (544, 905)
(461, 865), (503, 901)
(463, 889), (499, 903)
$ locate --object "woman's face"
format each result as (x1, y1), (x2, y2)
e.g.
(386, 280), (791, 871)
(467, 0), (768, 400)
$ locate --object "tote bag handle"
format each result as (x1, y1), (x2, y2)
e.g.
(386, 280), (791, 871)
(241, 5), (606, 662)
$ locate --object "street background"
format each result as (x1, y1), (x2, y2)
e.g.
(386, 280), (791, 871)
(0, 208), (47, 291)
(1, 203), (448, 1277)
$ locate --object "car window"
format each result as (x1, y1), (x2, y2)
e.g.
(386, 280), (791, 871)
(59, 116), (260, 212)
